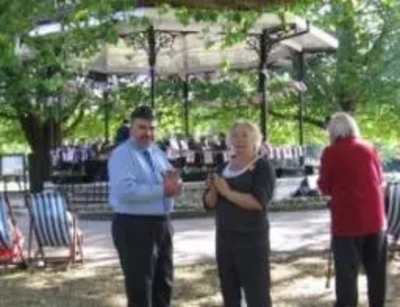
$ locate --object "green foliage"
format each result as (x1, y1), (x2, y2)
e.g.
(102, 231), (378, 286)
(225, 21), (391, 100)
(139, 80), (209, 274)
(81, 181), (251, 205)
(1, 0), (400, 154)
(0, 119), (29, 153)
(0, 0), (131, 151)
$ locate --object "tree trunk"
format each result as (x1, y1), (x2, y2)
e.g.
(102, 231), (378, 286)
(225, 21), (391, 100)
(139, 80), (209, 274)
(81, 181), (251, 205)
(18, 113), (61, 192)
(27, 148), (51, 193)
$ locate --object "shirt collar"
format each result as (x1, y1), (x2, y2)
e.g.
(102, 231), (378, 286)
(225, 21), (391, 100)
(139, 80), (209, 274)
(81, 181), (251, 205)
(129, 137), (153, 152)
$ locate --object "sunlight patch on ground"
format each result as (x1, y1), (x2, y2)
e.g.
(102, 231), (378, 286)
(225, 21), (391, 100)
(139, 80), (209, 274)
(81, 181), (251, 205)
(0, 256), (398, 307)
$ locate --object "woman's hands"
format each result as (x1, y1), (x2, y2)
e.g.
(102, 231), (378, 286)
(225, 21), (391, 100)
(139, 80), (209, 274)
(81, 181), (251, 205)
(213, 174), (231, 198)
(212, 173), (263, 211)
(203, 173), (218, 209)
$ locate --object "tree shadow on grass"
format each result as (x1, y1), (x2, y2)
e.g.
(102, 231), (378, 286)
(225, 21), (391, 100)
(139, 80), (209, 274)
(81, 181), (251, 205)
(0, 255), (398, 307)
(0, 264), (221, 307)
(0, 266), (126, 307)
(173, 265), (220, 307)
(272, 255), (400, 307)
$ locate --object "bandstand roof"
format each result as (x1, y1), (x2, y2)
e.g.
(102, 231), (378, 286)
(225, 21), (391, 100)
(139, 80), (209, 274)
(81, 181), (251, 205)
(25, 8), (338, 77)
(139, 0), (297, 11)
(92, 8), (337, 76)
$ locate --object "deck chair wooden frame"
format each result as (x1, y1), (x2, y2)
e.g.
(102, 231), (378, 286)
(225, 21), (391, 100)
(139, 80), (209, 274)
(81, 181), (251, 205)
(26, 191), (83, 268)
(0, 193), (27, 268)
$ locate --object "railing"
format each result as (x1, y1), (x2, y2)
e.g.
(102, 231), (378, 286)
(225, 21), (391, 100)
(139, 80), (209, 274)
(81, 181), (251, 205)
(48, 145), (324, 184)
(44, 175), (322, 217)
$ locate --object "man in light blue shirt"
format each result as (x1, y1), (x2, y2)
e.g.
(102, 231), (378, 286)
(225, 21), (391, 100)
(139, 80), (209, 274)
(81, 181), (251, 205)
(108, 106), (182, 307)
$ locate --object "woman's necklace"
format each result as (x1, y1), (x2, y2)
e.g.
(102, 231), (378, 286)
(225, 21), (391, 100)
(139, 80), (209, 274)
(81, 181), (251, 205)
(229, 155), (257, 171)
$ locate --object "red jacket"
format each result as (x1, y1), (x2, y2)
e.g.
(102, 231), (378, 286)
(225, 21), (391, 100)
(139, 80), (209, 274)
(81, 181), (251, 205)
(318, 137), (385, 237)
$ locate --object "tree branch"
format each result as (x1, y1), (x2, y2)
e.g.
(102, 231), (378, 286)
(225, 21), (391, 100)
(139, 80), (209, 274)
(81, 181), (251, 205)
(0, 110), (18, 120)
(363, 16), (392, 65)
(61, 87), (87, 123)
(63, 105), (86, 136)
(269, 109), (326, 129)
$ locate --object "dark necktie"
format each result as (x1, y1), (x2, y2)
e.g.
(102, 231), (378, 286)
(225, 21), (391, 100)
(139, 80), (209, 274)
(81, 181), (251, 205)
(143, 149), (168, 213)
(143, 149), (155, 173)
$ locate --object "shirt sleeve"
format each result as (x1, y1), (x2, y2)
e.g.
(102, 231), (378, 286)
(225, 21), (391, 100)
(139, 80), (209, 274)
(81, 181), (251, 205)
(318, 147), (331, 195)
(252, 158), (276, 210)
(108, 147), (164, 204)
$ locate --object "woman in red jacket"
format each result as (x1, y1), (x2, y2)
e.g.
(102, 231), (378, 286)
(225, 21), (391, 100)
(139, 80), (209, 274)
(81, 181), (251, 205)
(318, 112), (387, 307)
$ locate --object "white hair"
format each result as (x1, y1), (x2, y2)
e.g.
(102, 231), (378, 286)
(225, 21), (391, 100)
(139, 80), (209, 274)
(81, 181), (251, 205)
(327, 112), (361, 143)
(228, 121), (263, 152)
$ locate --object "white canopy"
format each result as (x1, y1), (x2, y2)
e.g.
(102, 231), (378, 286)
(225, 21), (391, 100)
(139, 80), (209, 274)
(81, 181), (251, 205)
(90, 9), (338, 76)
(89, 36), (296, 76)
(25, 8), (338, 76)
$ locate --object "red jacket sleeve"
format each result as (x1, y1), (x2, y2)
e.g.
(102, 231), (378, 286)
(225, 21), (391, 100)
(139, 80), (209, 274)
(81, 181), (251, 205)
(318, 147), (331, 195)
(373, 148), (385, 187)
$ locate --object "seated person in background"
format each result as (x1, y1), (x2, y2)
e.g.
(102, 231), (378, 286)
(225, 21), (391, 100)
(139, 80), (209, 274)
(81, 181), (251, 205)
(209, 134), (221, 151)
(218, 132), (228, 150)
(200, 136), (211, 150)
(210, 133), (228, 151)
(187, 137), (203, 168)
(114, 119), (130, 145)
(188, 136), (202, 151)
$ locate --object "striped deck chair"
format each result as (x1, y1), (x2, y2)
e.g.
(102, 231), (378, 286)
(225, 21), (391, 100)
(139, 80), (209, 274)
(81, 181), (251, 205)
(386, 181), (400, 258)
(27, 191), (83, 267)
(0, 194), (26, 268)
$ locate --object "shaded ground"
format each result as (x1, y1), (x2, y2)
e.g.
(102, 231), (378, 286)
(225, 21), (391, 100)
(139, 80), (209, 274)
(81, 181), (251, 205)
(0, 256), (398, 307)
(15, 210), (331, 267)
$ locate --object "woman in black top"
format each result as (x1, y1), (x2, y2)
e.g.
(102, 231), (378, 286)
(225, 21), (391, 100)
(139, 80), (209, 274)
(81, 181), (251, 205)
(203, 121), (275, 307)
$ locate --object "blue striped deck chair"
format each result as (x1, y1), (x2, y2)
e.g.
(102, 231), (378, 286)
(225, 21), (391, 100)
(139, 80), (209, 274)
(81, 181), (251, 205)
(27, 191), (83, 267)
(0, 194), (26, 268)
(386, 181), (400, 258)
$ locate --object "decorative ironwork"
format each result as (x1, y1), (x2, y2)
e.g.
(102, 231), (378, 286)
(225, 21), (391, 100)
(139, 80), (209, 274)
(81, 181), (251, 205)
(124, 30), (178, 56)
(124, 32), (149, 52)
(246, 34), (274, 58)
(246, 22), (310, 61)
(139, 0), (298, 10)
(156, 32), (178, 52)
(246, 36), (260, 53)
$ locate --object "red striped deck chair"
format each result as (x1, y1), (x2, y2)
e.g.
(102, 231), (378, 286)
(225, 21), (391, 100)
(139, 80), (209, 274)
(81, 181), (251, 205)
(0, 194), (26, 268)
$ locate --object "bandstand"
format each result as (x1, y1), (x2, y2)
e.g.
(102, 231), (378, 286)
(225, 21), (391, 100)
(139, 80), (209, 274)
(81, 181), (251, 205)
(26, 7), (337, 216)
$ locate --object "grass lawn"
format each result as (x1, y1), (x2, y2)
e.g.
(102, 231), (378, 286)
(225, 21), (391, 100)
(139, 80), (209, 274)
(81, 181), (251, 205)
(0, 255), (399, 307)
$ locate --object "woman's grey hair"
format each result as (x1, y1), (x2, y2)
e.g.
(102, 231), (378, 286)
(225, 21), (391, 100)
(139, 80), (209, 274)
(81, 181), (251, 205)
(327, 112), (361, 142)
(228, 121), (263, 152)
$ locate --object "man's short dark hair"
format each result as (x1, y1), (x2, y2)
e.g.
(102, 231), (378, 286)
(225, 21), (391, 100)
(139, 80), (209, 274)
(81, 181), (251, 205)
(130, 106), (156, 122)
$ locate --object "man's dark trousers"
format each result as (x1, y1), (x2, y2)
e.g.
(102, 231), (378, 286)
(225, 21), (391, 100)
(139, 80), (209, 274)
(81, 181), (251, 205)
(112, 213), (173, 307)
(333, 232), (387, 307)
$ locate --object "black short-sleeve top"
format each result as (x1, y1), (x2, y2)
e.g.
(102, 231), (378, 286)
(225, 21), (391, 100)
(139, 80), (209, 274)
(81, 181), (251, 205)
(212, 157), (276, 234)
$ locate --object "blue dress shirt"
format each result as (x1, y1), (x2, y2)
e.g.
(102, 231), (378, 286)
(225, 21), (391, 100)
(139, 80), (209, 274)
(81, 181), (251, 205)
(108, 138), (174, 216)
